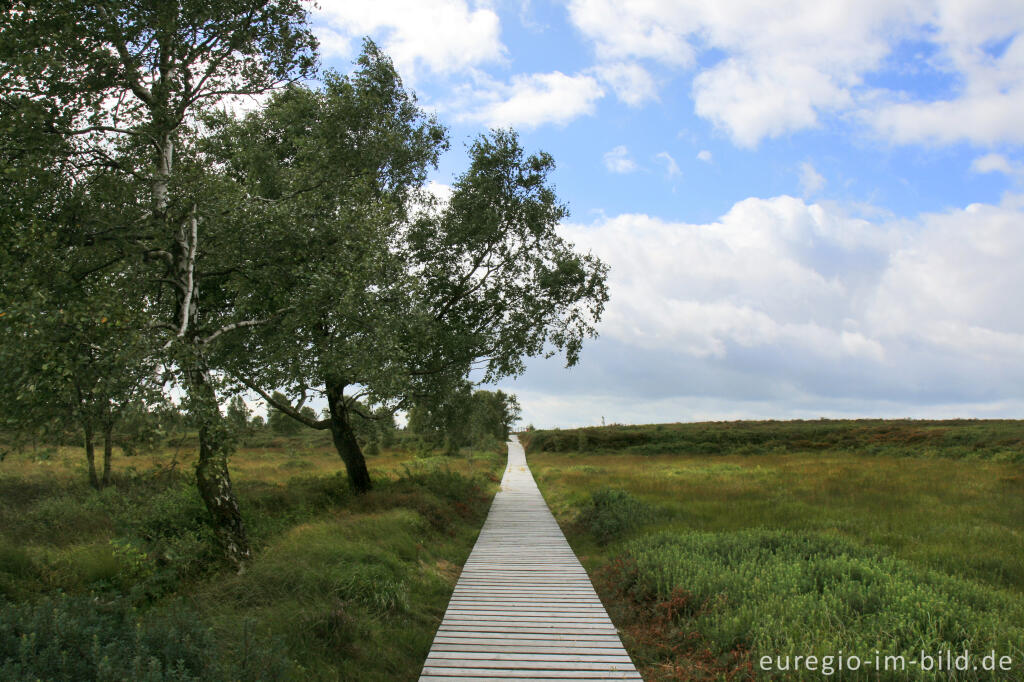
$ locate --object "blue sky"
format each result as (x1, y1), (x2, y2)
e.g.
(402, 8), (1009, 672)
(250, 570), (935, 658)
(308, 1), (1024, 428)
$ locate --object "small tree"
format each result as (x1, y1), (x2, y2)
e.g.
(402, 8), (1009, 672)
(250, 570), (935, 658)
(225, 396), (250, 437)
(468, 390), (521, 445)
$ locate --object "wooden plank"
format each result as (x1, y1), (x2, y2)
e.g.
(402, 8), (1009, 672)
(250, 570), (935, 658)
(421, 668), (642, 679)
(419, 437), (640, 680)
(428, 650), (631, 659)
(419, 675), (634, 679)
(431, 645), (628, 655)
(432, 633), (624, 641)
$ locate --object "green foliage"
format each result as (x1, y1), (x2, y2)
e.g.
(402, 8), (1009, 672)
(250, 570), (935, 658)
(0, 434), (503, 680)
(409, 128), (609, 382)
(122, 480), (221, 587)
(115, 405), (167, 458)
(0, 595), (216, 681)
(612, 530), (1024, 677)
(531, 428), (1024, 679)
(408, 382), (521, 451)
(575, 488), (654, 545)
(0, 542), (37, 600)
(348, 402), (397, 448)
(530, 426), (650, 453)
(214, 59), (606, 490)
(224, 396), (252, 442)
(3, 0), (321, 556)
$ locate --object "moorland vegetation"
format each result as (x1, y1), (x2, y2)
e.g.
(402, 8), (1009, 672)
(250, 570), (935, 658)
(526, 420), (1024, 680)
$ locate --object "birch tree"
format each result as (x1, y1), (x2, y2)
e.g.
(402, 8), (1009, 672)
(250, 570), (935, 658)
(1, 0), (316, 567)
(210, 46), (609, 493)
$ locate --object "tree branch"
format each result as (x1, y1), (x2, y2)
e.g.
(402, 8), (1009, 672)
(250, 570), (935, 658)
(143, 248), (174, 265)
(95, 6), (154, 106)
(199, 306), (295, 345)
(234, 375), (330, 430)
(175, 205), (198, 339)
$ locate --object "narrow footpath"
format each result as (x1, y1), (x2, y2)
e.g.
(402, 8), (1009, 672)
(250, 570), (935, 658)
(420, 436), (642, 680)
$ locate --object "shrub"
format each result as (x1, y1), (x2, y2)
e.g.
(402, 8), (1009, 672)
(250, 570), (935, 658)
(395, 467), (482, 504)
(0, 594), (215, 681)
(124, 481), (220, 584)
(575, 488), (654, 545)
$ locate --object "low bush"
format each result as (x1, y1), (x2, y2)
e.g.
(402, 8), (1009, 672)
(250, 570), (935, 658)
(0, 594), (217, 681)
(574, 488), (654, 545)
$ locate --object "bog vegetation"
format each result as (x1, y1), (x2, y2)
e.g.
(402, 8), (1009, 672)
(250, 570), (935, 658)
(525, 420), (1024, 681)
(529, 418), (1024, 461)
(0, 426), (505, 680)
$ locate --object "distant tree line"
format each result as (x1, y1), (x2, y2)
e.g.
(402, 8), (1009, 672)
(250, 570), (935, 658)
(0, 1), (608, 567)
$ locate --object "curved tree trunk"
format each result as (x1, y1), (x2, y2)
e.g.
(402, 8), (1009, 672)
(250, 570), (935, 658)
(326, 379), (373, 493)
(190, 366), (251, 570)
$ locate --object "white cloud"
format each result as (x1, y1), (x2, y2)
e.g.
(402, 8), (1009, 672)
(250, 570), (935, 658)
(313, 0), (505, 77)
(603, 145), (638, 173)
(870, 91), (1024, 147)
(971, 153), (1021, 175)
(540, 192), (1024, 419)
(655, 151), (681, 177)
(865, 198), (1024, 348)
(457, 71), (605, 128)
(799, 161), (826, 196)
(693, 56), (855, 148)
(591, 62), (659, 107)
(566, 0), (697, 66)
(314, 26), (354, 59)
(866, 6), (1024, 146)
(696, 150), (713, 163)
(561, 197), (892, 360)
(408, 180), (455, 221)
(567, 0), (1024, 148)
(425, 180), (453, 202)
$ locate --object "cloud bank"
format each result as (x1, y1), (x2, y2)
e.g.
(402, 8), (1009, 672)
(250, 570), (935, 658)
(504, 192), (1024, 426)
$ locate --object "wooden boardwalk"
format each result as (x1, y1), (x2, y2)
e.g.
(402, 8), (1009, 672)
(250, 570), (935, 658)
(420, 436), (641, 681)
